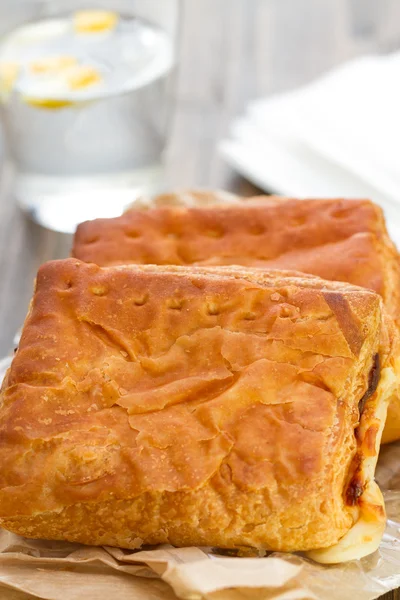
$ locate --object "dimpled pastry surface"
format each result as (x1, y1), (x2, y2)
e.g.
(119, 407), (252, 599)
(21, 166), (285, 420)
(73, 196), (400, 320)
(0, 259), (390, 556)
(72, 194), (400, 443)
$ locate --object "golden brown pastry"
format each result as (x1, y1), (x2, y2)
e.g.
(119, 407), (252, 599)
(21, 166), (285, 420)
(0, 259), (396, 562)
(72, 194), (400, 442)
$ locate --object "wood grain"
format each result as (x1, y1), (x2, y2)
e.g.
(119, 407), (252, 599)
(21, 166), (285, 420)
(1, 1), (400, 598)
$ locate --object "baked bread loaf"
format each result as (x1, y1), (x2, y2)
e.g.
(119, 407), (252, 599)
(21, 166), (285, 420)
(0, 259), (396, 562)
(72, 194), (400, 442)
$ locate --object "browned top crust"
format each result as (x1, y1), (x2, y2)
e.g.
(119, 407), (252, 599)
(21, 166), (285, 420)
(0, 259), (383, 547)
(72, 196), (400, 323)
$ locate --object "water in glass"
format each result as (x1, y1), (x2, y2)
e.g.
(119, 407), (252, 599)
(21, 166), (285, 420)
(0, 9), (175, 232)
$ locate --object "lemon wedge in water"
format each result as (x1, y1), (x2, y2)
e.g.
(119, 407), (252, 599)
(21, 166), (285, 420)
(30, 55), (78, 74)
(0, 62), (19, 99)
(23, 98), (74, 110)
(73, 10), (119, 34)
(23, 63), (102, 109)
(66, 64), (102, 90)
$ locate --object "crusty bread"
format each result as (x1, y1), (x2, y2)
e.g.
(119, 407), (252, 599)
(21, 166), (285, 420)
(72, 194), (400, 442)
(0, 259), (395, 562)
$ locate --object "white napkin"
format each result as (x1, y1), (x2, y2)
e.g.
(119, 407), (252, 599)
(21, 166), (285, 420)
(220, 51), (400, 247)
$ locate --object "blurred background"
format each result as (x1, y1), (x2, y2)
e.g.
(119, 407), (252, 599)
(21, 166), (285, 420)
(1, 0), (400, 355)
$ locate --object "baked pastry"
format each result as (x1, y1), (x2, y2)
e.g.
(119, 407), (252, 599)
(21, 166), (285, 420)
(72, 194), (400, 319)
(0, 259), (396, 562)
(72, 194), (400, 442)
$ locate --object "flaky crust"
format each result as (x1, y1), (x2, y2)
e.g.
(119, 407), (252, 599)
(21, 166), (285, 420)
(0, 260), (392, 559)
(72, 194), (400, 442)
(73, 196), (400, 319)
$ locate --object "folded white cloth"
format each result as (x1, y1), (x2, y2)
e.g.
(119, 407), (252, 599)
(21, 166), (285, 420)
(220, 52), (400, 246)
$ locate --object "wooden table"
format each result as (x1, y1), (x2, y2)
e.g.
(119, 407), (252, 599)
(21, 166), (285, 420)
(0, 1), (399, 598)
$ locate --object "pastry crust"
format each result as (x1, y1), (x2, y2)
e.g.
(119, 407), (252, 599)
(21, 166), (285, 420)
(73, 196), (400, 318)
(72, 194), (400, 442)
(0, 260), (395, 561)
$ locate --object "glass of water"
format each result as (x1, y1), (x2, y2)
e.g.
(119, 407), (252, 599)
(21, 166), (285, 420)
(0, 0), (180, 233)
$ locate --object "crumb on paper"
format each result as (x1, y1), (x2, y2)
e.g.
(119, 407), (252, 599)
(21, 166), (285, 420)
(73, 10), (119, 34)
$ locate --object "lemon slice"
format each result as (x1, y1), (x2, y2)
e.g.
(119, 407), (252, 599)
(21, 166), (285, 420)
(66, 64), (102, 90)
(30, 55), (78, 74)
(23, 97), (74, 110)
(0, 62), (19, 98)
(23, 64), (102, 109)
(73, 10), (118, 34)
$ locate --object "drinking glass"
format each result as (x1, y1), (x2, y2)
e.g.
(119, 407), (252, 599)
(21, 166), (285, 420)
(0, 0), (180, 232)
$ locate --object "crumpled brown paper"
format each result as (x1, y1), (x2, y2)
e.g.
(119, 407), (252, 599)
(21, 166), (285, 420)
(1, 357), (400, 600)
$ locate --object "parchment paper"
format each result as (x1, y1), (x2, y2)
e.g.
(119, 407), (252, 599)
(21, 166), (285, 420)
(1, 356), (400, 600)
